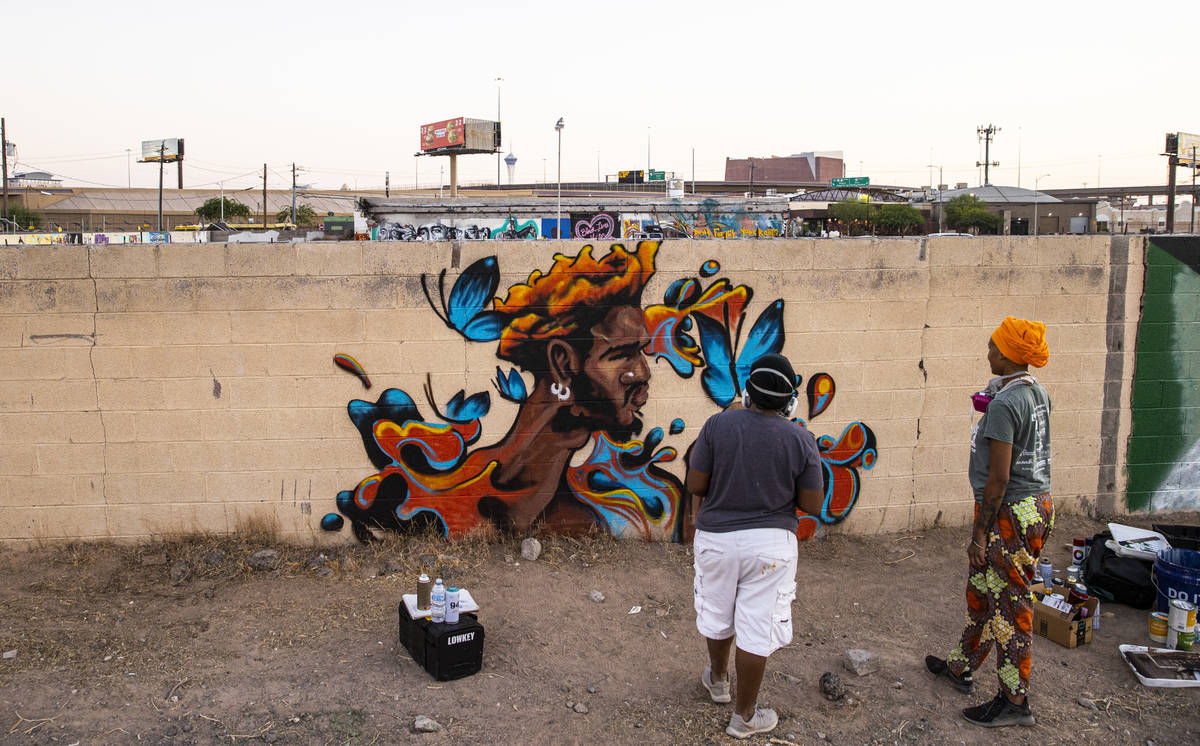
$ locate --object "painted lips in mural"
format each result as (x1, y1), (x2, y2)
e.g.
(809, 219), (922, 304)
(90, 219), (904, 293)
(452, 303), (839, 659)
(323, 241), (877, 543)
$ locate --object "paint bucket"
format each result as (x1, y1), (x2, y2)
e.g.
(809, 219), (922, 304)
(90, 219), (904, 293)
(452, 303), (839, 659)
(1177, 629), (1196, 652)
(1149, 611), (1169, 644)
(1152, 548), (1200, 613)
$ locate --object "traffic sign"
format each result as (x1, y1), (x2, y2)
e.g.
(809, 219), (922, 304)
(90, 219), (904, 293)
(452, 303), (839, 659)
(648, 169), (666, 181)
(831, 176), (869, 187)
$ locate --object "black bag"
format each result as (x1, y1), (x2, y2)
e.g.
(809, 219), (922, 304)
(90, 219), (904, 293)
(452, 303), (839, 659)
(398, 604), (484, 681)
(1082, 531), (1156, 609)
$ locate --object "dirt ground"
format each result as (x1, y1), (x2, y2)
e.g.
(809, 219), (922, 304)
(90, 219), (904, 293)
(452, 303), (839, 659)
(2, 512), (1199, 746)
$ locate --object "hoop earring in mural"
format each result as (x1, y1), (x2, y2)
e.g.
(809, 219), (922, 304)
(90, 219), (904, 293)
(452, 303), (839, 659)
(551, 381), (571, 401)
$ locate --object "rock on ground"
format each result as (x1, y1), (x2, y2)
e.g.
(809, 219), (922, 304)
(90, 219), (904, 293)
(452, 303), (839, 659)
(413, 715), (440, 732)
(589, 590), (605, 603)
(521, 538), (542, 561)
(246, 549), (279, 571)
(843, 648), (879, 676)
(819, 671), (845, 701)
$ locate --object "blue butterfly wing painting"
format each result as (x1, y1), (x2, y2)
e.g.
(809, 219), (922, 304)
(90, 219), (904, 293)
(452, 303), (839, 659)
(733, 299), (786, 391)
(694, 312), (736, 407)
(422, 256), (505, 342)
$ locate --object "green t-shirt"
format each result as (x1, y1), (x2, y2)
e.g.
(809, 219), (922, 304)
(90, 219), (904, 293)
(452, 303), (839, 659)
(968, 379), (1051, 502)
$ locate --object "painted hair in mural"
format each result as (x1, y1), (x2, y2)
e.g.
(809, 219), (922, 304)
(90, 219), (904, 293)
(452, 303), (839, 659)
(322, 240), (876, 542)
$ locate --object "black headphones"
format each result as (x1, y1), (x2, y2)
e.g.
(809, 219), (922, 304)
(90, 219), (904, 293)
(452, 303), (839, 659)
(741, 387), (799, 418)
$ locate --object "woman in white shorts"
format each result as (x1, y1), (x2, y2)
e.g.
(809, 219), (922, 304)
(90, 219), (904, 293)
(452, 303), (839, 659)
(686, 353), (825, 739)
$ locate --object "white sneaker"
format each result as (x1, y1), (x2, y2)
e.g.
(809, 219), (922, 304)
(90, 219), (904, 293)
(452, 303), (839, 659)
(701, 665), (731, 703)
(726, 707), (778, 739)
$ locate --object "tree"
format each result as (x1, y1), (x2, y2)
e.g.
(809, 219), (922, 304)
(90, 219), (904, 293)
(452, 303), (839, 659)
(2, 204), (43, 230)
(276, 204), (319, 227)
(874, 204), (924, 235)
(944, 195), (1002, 234)
(827, 199), (874, 235)
(195, 197), (250, 222)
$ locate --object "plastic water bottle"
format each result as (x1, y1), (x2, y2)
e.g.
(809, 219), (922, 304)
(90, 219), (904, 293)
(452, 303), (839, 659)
(446, 586), (460, 624)
(430, 578), (446, 623)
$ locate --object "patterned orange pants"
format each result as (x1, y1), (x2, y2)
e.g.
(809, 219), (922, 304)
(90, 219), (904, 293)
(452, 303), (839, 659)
(947, 493), (1054, 696)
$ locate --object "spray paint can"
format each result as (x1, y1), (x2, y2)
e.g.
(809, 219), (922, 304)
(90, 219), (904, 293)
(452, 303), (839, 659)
(417, 573), (432, 612)
(431, 578), (446, 623)
(1066, 565), (1081, 585)
(446, 586), (461, 624)
(1071, 538), (1086, 565)
(1092, 596), (1101, 631)
(1037, 558), (1053, 585)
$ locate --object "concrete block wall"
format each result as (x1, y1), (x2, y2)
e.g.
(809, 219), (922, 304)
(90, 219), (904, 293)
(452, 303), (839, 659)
(0, 236), (1143, 546)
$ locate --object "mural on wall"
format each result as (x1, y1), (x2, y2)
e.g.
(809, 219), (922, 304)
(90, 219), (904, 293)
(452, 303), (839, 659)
(1127, 236), (1200, 511)
(322, 241), (876, 542)
(571, 213), (619, 239)
(369, 201), (785, 244)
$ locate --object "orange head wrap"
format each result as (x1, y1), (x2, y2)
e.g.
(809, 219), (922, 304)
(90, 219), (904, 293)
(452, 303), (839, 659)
(991, 316), (1049, 368)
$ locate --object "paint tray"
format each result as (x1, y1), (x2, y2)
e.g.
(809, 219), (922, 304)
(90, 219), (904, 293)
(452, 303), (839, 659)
(1107, 523), (1171, 561)
(1118, 645), (1200, 688)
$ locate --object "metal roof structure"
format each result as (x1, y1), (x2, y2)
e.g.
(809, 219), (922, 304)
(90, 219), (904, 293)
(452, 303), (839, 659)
(932, 185), (1062, 204)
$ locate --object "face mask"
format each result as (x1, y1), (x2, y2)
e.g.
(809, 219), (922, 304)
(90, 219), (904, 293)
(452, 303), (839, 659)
(971, 372), (1036, 413)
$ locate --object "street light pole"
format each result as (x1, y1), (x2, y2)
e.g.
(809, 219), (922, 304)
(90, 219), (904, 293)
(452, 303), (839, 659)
(1034, 173), (1051, 237)
(555, 117), (564, 238)
(495, 77), (503, 187)
(125, 148), (131, 189)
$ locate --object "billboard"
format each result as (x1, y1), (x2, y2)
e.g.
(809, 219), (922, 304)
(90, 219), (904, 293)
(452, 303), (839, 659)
(420, 118), (499, 153)
(618, 170), (644, 184)
(421, 118), (465, 151)
(1178, 132), (1200, 166)
(140, 138), (184, 162)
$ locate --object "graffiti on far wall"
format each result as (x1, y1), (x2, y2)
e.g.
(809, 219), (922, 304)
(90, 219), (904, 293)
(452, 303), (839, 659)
(323, 241), (876, 542)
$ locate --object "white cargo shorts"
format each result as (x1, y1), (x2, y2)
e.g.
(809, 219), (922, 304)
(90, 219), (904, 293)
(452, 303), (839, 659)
(693, 527), (798, 657)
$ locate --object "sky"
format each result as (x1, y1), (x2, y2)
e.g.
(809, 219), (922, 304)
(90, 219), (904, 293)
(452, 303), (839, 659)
(4, 0), (1196, 193)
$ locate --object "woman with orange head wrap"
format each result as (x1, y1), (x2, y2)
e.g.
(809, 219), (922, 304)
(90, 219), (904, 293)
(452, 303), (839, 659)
(925, 317), (1054, 729)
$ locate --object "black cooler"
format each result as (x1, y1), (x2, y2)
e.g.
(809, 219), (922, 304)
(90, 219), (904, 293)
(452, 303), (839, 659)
(398, 602), (484, 681)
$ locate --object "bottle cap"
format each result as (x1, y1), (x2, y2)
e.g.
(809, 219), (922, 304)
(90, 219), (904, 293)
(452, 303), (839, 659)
(448, 586), (459, 592)
(435, 578), (443, 584)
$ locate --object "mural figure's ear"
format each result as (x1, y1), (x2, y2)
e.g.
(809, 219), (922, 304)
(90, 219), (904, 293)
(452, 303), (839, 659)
(547, 339), (581, 387)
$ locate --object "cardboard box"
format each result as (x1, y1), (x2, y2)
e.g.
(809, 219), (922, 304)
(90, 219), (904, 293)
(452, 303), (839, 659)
(1031, 583), (1098, 648)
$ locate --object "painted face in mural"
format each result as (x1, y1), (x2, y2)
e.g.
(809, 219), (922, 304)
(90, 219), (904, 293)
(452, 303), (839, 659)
(550, 304), (652, 441)
(495, 242), (657, 444)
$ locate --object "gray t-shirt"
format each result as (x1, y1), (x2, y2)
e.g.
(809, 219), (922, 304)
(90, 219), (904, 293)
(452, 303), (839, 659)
(690, 408), (824, 532)
(968, 379), (1052, 502)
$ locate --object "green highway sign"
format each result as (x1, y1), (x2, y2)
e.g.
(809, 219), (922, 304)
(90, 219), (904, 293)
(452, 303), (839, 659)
(648, 169), (666, 181)
(831, 176), (869, 187)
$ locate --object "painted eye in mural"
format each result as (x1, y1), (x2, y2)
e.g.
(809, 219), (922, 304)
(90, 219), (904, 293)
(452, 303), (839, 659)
(692, 299), (786, 407)
(421, 256), (508, 342)
(807, 373), (836, 419)
(493, 366), (528, 403)
(443, 389), (491, 423)
(699, 260), (720, 278)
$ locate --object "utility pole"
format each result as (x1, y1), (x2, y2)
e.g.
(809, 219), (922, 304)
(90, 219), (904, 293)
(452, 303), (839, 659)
(495, 77), (503, 187)
(157, 142), (165, 231)
(291, 163), (297, 225)
(262, 163), (268, 228)
(927, 163), (944, 233)
(748, 158), (755, 197)
(1, 117), (8, 225)
(976, 124), (1000, 186)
